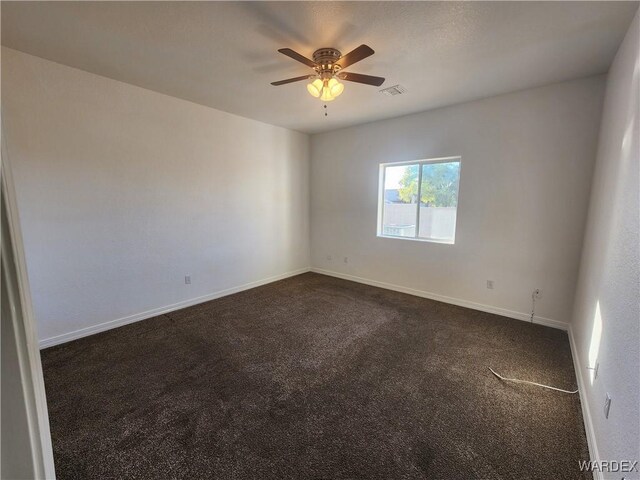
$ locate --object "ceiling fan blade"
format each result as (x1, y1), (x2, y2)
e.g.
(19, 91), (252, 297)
(338, 72), (385, 87)
(337, 44), (374, 69)
(271, 75), (314, 86)
(277, 48), (317, 68)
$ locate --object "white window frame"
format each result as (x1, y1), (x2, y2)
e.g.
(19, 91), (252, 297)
(377, 156), (462, 244)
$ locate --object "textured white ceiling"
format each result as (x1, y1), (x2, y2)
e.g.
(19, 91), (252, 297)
(2, 1), (638, 133)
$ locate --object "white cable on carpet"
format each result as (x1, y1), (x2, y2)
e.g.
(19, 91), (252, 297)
(488, 367), (578, 394)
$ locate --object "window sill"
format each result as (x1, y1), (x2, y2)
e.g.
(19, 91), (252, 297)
(376, 234), (455, 245)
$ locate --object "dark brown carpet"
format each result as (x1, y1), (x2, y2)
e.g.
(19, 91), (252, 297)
(41, 272), (590, 479)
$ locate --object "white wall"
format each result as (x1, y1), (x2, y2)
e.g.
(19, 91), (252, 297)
(310, 77), (605, 326)
(2, 47), (310, 345)
(571, 9), (639, 470)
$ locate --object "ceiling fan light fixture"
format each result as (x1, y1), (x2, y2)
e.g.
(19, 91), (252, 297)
(320, 84), (335, 102)
(306, 78), (323, 98)
(272, 45), (385, 102)
(328, 78), (344, 98)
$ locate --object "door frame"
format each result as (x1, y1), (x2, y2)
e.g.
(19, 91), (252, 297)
(1, 123), (56, 479)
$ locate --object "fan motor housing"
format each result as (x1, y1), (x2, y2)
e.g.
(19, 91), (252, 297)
(313, 48), (342, 78)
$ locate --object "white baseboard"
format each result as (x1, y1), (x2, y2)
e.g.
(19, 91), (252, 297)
(39, 267), (311, 349)
(310, 267), (569, 331)
(568, 325), (602, 480)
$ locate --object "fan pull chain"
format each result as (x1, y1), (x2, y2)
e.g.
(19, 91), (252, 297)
(324, 104), (328, 117)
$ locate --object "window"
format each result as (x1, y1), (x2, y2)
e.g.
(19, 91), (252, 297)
(378, 157), (461, 244)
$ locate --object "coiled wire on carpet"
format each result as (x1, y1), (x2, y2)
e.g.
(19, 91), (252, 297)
(488, 367), (579, 394)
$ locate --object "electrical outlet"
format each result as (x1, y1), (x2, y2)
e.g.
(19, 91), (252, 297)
(604, 393), (612, 419)
(486, 280), (494, 289)
(534, 288), (542, 299)
(185, 275), (191, 285)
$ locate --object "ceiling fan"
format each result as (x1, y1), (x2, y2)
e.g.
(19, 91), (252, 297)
(271, 45), (385, 102)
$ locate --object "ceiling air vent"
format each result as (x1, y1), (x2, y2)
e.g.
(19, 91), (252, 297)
(380, 84), (407, 96)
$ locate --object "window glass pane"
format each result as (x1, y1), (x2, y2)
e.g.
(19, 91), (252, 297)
(382, 164), (418, 238)
(418, 161), (460, 242)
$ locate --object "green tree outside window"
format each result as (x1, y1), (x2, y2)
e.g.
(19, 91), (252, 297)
(397, 162), (460, 207)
